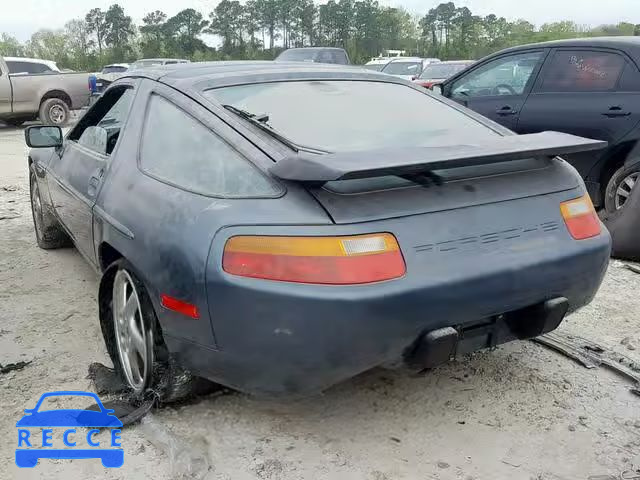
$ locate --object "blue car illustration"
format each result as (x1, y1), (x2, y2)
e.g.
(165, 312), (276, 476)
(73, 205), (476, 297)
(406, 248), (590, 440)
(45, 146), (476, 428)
(16, 391), (123, 468)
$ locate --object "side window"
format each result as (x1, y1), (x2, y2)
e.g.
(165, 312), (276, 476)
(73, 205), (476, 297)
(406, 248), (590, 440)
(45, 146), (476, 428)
(6, 61), (34, 74)
(451, 51), (544, 98)
(139, 95), (280, 197)
(69, 87), (134, 156)
(539, 50), (625, 93)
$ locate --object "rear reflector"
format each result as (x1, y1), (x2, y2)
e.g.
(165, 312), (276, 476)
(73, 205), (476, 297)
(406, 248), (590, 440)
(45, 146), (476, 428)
(223, 234), (406, 284)
(160, 294), (200, 319)
(560, 195), (601, 240)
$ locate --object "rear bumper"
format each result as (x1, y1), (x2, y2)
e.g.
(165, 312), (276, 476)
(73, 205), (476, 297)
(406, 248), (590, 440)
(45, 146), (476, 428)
(166, 226), (611, 397)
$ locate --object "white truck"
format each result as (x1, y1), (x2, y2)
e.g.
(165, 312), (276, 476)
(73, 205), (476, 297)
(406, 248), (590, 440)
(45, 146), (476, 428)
(0, 55), (91, 127)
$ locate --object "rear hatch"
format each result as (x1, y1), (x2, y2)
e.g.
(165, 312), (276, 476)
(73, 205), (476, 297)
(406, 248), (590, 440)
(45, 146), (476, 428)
(270, 132), (606, 224)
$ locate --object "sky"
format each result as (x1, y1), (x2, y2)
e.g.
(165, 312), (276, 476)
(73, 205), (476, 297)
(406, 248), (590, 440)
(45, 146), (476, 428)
(2, 0), (640, 43)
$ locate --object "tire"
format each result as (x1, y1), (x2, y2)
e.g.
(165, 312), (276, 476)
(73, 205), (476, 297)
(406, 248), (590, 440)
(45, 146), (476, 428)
(601, 163), (640, 261)
(604, 163), (640, 214)
(100, 259), (214, 403)
(39, 98), (70, 126)
(29, 167), (71, 249)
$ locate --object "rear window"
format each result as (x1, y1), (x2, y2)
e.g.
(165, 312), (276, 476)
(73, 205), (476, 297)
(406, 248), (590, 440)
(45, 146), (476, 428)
(205, 80), (496, 152)
(382, 62), (422, 75)
(276, 50), (317, 62)
(102, 65), (128, 74)
(131, 60), (163, 69)
(540, 50), (625, 92)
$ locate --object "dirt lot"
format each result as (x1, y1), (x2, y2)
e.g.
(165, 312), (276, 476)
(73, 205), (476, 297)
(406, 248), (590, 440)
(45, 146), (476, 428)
(1, 124), (639, 480)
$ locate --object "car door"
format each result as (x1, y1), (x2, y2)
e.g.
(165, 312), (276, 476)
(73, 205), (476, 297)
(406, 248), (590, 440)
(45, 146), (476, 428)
(443, 49), (547, 130)
(0, 63), (10, 115)
(518, 48), (640, 186)
(47, 84), (136, 265)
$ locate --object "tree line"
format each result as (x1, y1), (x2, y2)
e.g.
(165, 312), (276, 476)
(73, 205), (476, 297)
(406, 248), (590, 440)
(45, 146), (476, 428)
(1, 1), (638, 71)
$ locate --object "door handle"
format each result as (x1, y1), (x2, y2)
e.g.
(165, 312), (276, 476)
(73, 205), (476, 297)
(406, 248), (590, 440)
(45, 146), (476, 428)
(602, 106), (631, 117)
(496, 106), (518, 116)
(87, 169), (104, 197)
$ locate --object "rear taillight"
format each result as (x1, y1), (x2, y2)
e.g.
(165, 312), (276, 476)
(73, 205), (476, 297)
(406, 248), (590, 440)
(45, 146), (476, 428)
(560, 194), (601, 240)
(222, 234), (406, 284)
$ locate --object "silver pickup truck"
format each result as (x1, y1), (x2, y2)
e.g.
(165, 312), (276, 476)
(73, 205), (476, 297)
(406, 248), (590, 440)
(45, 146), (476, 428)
(0, 55), (90, 127)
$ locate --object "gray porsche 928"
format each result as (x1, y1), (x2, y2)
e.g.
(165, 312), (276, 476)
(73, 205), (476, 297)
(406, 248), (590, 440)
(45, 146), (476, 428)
(25, 62), (611, 398)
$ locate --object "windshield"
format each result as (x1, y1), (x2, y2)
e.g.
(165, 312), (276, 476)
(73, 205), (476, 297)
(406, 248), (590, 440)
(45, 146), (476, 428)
(276, 50), (317, 62)
(102, 66), (128, 74)
(420, 63), (470, 79)
(205, 80), (494, 152)
(364, 64), (386, 71)
(382, 62), (422, 75)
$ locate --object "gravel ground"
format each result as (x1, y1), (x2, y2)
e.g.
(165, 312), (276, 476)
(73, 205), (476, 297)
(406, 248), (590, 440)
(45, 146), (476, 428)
(1, 124), (639, 480)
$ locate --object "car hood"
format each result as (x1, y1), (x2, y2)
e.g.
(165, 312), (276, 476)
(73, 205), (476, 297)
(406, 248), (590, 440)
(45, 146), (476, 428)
(16, 410), (122, 427)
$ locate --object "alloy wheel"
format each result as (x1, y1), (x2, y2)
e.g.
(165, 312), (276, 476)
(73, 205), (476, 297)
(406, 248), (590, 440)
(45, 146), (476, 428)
(614, 172), (639, 210)
(112, 269), (152, 393)
(30, 177), (44, 237)
(49, 104), (66, 125)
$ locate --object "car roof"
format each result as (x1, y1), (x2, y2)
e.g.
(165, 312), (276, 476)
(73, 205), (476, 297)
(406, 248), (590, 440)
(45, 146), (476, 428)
(388, 57), (425, 63)
(431, 60), (474, 64)
(5, 56), (58, 67)
(104, 63), (129, 68)
(134, 58), (190, 62)
(492, 36), (640, 61)
(120, 60), (410, 91)
(282, 47), (346, 51)
(6, 56), (50, 63)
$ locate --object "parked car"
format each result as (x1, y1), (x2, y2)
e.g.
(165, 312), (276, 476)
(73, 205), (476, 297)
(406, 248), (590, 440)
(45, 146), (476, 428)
(435, 37), (640, 259)
(24, 62), (610, 398)
(129, 58), (190, 70)
(413, 60), (475, 88)
(101, 64), (130, 74)
(275, 47), (350, 65)
(363, 57), (392, 71)
(4, 56), (61, 75)
(381, 57), (440, 80)
(0, 55), (90, 126)
(92, 64), (131, 96)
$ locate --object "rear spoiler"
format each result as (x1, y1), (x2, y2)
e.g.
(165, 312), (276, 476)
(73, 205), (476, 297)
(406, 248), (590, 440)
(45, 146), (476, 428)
(270, 132), (607, 183)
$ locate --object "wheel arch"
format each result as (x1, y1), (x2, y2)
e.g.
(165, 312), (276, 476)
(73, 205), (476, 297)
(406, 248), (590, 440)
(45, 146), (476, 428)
(40, 90), (72, 108)
(587, 140), (640, 205)
(98, 242), (124, 273)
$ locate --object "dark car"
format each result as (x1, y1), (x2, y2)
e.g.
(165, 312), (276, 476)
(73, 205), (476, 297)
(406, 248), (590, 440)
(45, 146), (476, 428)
(25, 62), (610, 397)
(275, 47), (350, 65)
(436, 37), (640, 259)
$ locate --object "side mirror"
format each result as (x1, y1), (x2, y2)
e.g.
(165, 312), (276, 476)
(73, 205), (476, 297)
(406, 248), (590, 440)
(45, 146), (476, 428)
(431, 85), (443, 95)
(25, 126), (63, 148)
(411, 75), (417, 81)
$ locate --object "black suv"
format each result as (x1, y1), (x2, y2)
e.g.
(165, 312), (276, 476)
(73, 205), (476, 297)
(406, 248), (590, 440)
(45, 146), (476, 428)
(437, 37), (640, 259)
